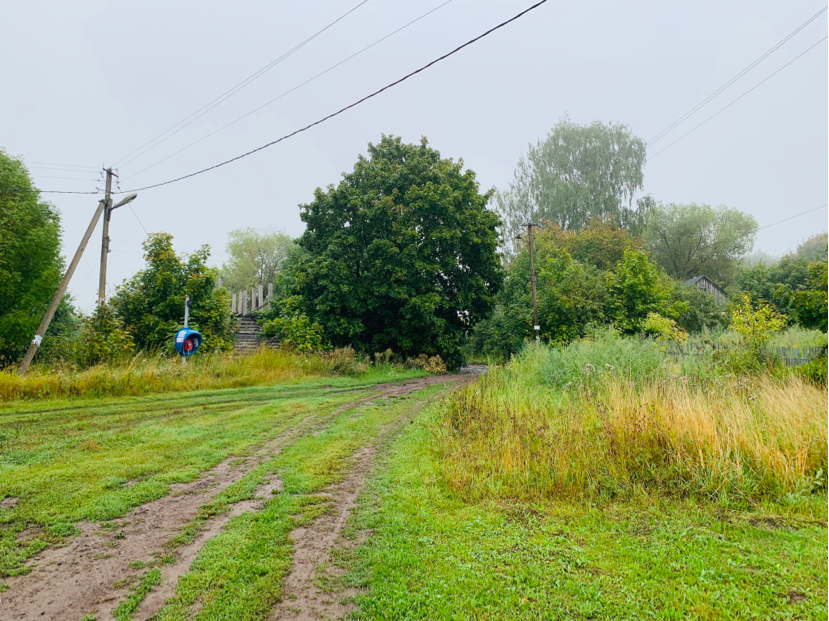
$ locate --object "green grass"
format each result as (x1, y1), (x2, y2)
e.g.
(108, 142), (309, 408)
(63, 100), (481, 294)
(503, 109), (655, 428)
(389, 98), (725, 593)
(113, 568), (161, 621)
(0, 369), (422, 578)
(149, 384), (451, 620)
(344, 402), (828, 620)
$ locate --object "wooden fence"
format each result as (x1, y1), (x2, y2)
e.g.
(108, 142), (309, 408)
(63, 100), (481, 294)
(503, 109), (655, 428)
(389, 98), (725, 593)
(665, 343), (827, 367)
(217, 278), (274, 316)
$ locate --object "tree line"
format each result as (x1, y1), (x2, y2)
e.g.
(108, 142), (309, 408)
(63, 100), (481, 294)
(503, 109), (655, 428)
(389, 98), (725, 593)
(1, 119), (826, 371)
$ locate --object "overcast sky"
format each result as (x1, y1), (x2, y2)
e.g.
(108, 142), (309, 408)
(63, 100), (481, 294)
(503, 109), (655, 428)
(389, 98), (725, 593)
(2, 0), (827, 310)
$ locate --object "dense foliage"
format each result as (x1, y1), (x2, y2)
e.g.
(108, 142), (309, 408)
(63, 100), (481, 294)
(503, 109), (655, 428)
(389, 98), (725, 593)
(734, 234), (828, 332)
(294, 136), (502, 370)
(644, 202), (758, 286)
(495, 117), (648, 249)
(0, 151), (71, 364)
(472, 223), (726, 359)
(111, 233), (234, 353)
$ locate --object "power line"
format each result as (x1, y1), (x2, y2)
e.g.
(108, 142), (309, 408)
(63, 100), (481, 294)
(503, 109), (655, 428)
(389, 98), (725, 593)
(117, 0), (549, 194)
(758, 204), (828, 230)
(24, 161), (100, 171)
(123, 0), (456, 182)
(649, 6), (827, 145)
(112, 0), (370, 169)
(129, 204), (149, 236)
(0, 188), (100, 195)
(649, 36), (827, 160)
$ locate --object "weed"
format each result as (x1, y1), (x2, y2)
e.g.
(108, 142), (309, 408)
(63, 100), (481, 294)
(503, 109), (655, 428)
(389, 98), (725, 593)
(112, 569), (161, 621)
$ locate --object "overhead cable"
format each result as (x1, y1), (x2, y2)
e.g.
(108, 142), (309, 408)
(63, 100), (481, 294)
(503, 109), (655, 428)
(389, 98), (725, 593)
(123, 0), (456, 182)
(649, 36), (827, 160)
(649, 5), (827, 144)
(116, 0), (549, 194)
(112, 0), (370, 169)
(758, 203), (828, 230)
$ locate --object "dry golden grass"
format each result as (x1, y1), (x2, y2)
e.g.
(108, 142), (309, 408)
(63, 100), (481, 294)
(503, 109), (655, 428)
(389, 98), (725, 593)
(438, 361), (827, 501)
(0, 347), (372, 402)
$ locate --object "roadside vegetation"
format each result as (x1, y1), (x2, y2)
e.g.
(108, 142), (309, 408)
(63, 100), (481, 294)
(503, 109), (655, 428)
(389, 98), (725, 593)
(0, 346), (421, 402)
(344, 398), (827, 619)
(438, 334), (826, 502)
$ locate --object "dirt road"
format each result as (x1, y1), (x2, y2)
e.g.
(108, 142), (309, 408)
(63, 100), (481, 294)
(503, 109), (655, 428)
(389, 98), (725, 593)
(0, 374), (471, 621)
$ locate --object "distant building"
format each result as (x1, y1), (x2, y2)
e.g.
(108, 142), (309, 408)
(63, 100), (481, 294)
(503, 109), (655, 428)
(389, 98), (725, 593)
(684, 275), (727, 304)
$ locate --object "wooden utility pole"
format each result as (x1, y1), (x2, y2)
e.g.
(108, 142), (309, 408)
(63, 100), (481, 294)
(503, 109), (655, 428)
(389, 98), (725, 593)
(97, 169), (114, 305)
(17, 198), (108, 375)
(516, 223), (541, 342)
(17, 182), (138, 376)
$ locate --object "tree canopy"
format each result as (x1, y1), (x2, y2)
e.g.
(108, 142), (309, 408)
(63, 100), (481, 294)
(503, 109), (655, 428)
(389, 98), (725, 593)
(111, 233), (234, 353)
(295, 136), (502, 369)
(644, 202), (757, 286)
(0, 151), (68, 363)
(221, 228), (294, 292)
(495, 117), (647, 249)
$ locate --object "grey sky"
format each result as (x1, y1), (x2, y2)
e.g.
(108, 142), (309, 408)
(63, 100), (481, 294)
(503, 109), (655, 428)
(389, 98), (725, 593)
(2, 0), (827, 311)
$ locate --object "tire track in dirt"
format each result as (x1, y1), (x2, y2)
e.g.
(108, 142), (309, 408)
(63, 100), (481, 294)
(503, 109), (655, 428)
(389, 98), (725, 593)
(0, 375), (461, 621)
(270, 374), (475, 621)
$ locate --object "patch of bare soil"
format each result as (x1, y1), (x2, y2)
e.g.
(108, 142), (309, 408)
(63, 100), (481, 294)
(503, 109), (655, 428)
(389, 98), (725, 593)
(271, 447), (376, 621)
(0, 375), (465, 621)
(269, 376), (473, 621)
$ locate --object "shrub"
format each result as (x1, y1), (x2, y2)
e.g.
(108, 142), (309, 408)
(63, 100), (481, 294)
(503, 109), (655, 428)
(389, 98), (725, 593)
(261, 315), (324, 352)
(797, 354), (828, 387)
(406, 354), (447, 375)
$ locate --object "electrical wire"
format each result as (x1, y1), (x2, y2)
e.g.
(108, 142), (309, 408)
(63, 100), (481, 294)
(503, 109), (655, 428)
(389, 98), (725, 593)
(649, 36), (827, 160)
(123, 0), (456, 182)
(129, 205), (149, 236)
(24, 161), (100, 171)
(758, 204), (828, 230)
(116, 0), (549, 194)
(649, 5), (827, 145)
(112, 0), (370, 169)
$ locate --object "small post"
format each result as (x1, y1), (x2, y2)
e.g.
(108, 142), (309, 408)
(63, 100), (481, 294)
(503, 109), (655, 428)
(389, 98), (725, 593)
(242, 291), (248, 315)
(218, 276), (223, 288)
(257, 284), (263, 310)
(231, 292), (236, 314)
(267, 282), (273, 306)
(527, 223), (540, 342)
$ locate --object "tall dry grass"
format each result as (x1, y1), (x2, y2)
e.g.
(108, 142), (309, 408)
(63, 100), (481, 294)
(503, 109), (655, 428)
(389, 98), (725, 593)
(0, 347), (370, 402)
(437, 349), (827, 501)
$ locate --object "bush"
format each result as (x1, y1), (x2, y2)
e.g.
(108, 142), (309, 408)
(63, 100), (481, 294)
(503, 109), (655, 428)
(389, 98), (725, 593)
(406, 354), (447, 375)
(797, 355), (828, 387)
(261, 315), (324, 352)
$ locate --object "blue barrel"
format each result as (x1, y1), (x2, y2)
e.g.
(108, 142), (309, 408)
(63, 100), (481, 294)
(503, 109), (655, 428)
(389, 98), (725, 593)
(175, 328), (202, 357)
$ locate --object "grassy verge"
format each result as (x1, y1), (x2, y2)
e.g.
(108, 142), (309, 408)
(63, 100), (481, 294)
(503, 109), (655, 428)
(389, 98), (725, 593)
(0, 369), (420, 577)
(0, 347), (421, 402)
(149, 383), (451, 620)
(344, 402), (828, 620)
(438, 340), (826, 502)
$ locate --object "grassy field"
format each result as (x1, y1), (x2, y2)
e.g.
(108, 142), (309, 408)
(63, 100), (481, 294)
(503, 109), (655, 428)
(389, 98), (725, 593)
(0, 367), (422, 579)
(2, 336), (826, 620)
(343, 401), (828, 620)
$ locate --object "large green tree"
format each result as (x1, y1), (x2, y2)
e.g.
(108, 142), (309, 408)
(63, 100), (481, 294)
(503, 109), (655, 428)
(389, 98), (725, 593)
(112, 233), (234, 353)
(644, 202), (757, 286)
(220, 228), (294, 292)
(495, 117), (648, 250)
(0, 151), (69, 364)
(296, 136), (502, 369)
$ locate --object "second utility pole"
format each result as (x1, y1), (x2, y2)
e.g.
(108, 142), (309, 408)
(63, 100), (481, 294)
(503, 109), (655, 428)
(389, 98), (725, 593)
(523, 223), (540, 342)
(98, 168), (114, 305)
